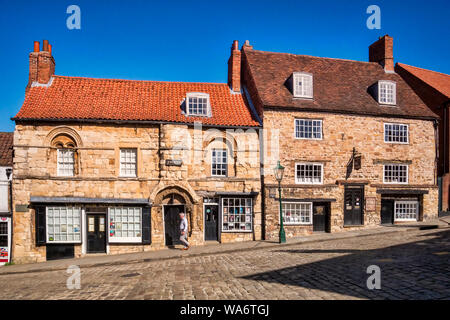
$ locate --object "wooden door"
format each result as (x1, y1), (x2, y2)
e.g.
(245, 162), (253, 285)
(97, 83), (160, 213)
(87, 214), (106, 253)
(344, 186), (364, 226)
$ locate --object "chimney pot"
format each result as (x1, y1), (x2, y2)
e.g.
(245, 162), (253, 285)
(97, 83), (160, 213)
(48, 44), (52, 55)
(43, 40), (49, 52)
(33, 41), (40, 52)
(232, 40), (239, 51)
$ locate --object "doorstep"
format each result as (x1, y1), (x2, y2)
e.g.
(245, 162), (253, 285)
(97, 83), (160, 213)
(1, 224), (447, 276)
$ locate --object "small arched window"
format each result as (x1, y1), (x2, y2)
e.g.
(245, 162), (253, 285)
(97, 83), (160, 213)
(52, 134), (77, 177)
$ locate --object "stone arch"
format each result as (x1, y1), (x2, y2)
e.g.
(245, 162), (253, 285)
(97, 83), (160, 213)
(45, 126), (83, 148)
(151, 184), (200, 239)
(153, 185), (196, 209)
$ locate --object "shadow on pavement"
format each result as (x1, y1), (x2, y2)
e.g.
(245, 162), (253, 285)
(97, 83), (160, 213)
(242, 229), (450, 300)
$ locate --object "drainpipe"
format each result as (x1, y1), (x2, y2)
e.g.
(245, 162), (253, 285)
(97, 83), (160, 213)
(434, 118), (440, 212)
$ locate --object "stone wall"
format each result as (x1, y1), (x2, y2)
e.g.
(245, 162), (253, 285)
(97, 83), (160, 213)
(262, 110), (438, 240)
(12, 122), (261, 263)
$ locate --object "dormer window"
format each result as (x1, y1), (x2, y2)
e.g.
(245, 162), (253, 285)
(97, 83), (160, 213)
(292, 72), (313, 98)
(186, 92), (211, 117)
(378, 80), (396, 105)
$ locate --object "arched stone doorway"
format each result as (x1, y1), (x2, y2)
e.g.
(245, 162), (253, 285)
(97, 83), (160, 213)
(151, 185), (201, 247)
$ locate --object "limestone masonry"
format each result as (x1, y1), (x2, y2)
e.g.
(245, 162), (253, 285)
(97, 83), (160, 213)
(10, 35), (441, 263)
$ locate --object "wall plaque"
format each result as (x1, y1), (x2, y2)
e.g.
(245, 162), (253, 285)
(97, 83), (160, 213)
(15, 204), (29, 212)
(365, 197), (376, 211)
(165, 159), (182, 166)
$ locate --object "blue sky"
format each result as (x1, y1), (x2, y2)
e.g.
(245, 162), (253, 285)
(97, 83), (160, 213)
(0, 0), (449, 132)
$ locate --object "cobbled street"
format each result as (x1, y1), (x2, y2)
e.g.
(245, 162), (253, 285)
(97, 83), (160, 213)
(1, 228), (449, 300)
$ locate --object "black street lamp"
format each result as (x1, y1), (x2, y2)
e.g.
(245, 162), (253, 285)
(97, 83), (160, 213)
(274, 161), (286, 243)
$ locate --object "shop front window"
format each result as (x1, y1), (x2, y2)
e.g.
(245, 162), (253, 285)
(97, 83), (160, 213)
(394, 201), (418, 221)
(46, 206), (81, 243)
(222, 198), (252, 232)
(108, 207), (142, 243)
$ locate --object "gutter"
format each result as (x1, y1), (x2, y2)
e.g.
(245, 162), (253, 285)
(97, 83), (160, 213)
(11, 117), (262, 130)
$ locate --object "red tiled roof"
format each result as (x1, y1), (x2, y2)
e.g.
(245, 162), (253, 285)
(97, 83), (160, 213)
(0, 132), (13, 167)
(243, 49), (438, 119)
(14, 76), (260, 127)
(397, 63), (450, 99)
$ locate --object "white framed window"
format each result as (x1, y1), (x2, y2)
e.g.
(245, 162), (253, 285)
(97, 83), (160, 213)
(186, 92), (210, 116)
(383, 164), (408, 184)
(57, 149), (74, 176)
(295, 119), (322, 139)
(282, 202), (312, 225)
(293, 72), (313, 98)
(46, 206), (81, 243)
(384, 123), (409, 144)
(120, 148), (137, 177)
(0, 220), (8, 247)
(394, 201), (418, 221)
(211, 148), (227, 177)
(108, 207), (142, 243)
(222, 198), (252, 232)
(295, 163), (323, 184)
(378, 81), (396, 105)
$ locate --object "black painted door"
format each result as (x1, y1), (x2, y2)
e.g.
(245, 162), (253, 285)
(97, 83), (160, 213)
(87, 214), (106, 253)
(164, 205), (184, 246)
(313, 203), (328, 232)
(344, 186), (364, 226)
(205, 205), (219, 240)
(381, 199), (394, 224)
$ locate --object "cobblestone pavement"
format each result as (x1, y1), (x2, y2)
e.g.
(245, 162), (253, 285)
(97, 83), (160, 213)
(1, 228), (449, 300)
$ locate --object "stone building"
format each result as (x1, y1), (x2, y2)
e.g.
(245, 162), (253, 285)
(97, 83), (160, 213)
(12, 40), (261, 263)
(232, 35), (440, 240)
(395, 63), (450, 211)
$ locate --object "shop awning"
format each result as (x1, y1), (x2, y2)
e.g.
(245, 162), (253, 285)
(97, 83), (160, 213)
(29, 196), (152, 205)
(376, 189), (429, 195)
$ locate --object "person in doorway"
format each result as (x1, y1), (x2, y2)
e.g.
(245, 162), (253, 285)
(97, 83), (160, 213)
(179, 212), (190, 250)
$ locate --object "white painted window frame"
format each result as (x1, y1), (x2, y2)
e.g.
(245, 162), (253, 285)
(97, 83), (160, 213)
(211, 148), (228, 177)
(281, 202), (313, 225)
(378, 80), (396, 105)
(221, 197), (253, 233)
(383, 164), (409, 184)
(57, 149), (75, 177)
(384, 123), (409, 144)
(108, 207), (142, 243)
(46, 206), (82, 244)
(394, 200), (419, 222)
(186, 92), (211, 117)
(119, 148), (137, 177)
(293, 72), (313, 99)
(295, 162), (324, 185)
(294, 119), (323, 140)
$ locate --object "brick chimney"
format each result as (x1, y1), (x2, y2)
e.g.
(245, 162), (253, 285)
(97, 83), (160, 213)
(27, 40), (55, 93)
(369, 35), (394, 72)
(228, 40), (241, 93)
